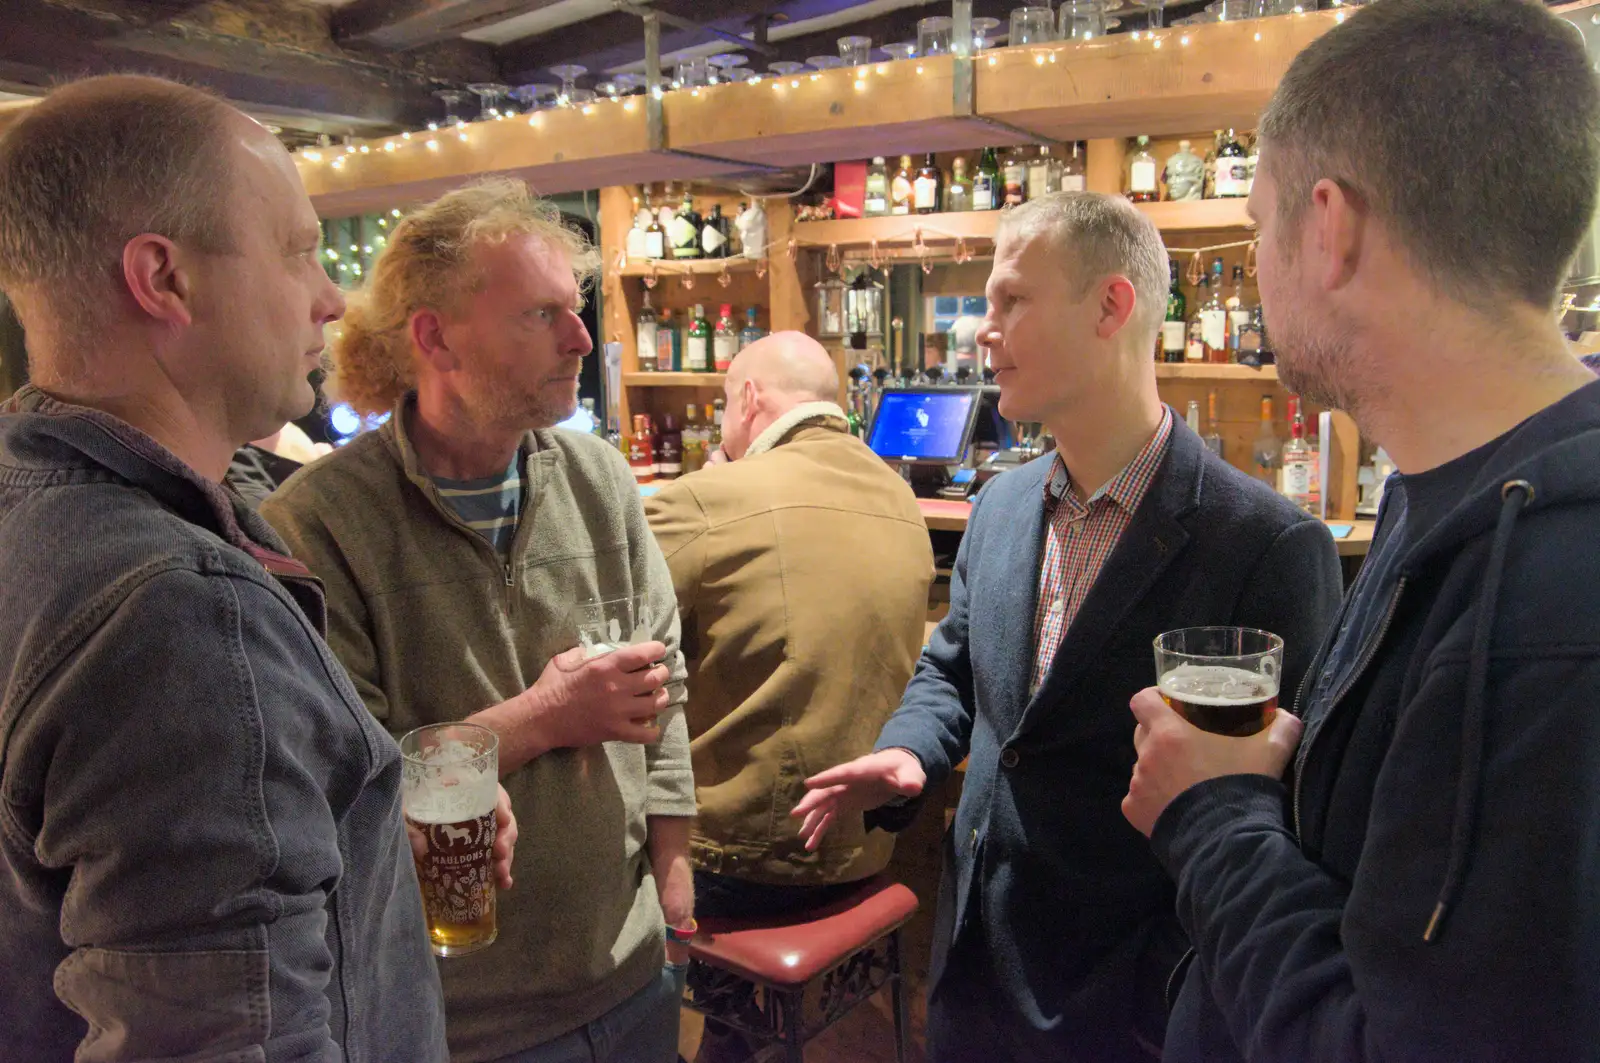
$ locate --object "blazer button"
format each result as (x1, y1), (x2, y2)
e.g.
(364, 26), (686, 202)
(1000, 748), (1020, 769)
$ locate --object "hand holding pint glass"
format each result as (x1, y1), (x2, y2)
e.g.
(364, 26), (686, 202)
(401, 723), (500, 957)
(1153, 627), (1283, 737)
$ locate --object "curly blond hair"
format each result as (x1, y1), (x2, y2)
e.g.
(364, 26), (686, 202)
(329, 178), (600, 416)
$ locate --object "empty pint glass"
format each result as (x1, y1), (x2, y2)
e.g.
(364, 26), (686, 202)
(401, 722), (499, 957)
(1153, 627), (1283, 736)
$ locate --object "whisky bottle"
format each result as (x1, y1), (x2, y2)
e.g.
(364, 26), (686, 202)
(1128, 135), (1159, 203)
(890, 155), (915, 215)
(1162, 260), (1187, 364)
(914, 153), (943, 215)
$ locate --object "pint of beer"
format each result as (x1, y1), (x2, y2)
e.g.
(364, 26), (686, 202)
(1153, 627), (1283, 737)
(400, 723), (499, 957)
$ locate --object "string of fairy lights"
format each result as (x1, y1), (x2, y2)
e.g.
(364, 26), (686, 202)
(291, 6), (1355, 179)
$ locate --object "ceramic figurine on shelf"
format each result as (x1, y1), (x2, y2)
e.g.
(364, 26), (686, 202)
(1163, 140), (1205, 202)
(734, 200), (768, 260)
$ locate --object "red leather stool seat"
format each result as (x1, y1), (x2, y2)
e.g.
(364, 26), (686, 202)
(689, 875), (919, 985)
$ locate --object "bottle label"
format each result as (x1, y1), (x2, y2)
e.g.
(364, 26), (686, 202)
(866, 193), (887, 214)
(1027, 165), (1051, 200)
(1060, 174), (1086, 193)
(1186, 337), (1205, 362)
(973, 178), (994, 210)
(1282, 460), (1314, 501)
(1200, 309), (1228, 351)
(914, 176), (938, 211)
(1162, 321), (1186, 353)
(1131, 160), (1158, 194)
(891, 176), (913, 212)
(668, 215), (697, 248)
(713, 334), (738, 371)
(637, 322), (658, 366)
(1215, 160), (1250, 198)
(686, 336), (709, 371)
(1229, 309), (1252, 347)
(644, 231), (665, 259)
(702, 225), (726, 255)
(657, 341), (675, 372)
(626, 229), (648, 259)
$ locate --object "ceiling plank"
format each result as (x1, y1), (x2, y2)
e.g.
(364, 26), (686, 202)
(498, 0), (806, 82)
(0, 0), (489, 133)
(335, 0), (572, 51)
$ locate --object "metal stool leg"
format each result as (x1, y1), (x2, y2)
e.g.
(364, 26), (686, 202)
(889, 929), (908, 1063)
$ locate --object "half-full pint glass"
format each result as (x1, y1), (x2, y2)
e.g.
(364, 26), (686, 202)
(1153, 627), (1283, 736)
(400, 722), (499, 957)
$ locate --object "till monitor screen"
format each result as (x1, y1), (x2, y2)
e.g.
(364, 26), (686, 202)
(867, 389), (979, 464)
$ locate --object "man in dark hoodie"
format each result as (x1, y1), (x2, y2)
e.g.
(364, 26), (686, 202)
(1122, 2), (1600, 1061)
(0, 76), (516, 1061)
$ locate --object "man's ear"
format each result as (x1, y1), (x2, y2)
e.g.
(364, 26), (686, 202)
(410, 308), (458, 372)
(122, 235), (193, 327)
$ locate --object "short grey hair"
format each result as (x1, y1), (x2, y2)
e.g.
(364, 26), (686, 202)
(997, 191), (1170, 342)
(0, 75), (239, 362)
(1260, 0), (1600, 309)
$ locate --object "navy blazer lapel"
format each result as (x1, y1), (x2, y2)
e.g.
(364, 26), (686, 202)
(973, 457), (1051, 739)
(1013, 421), (1208, 740)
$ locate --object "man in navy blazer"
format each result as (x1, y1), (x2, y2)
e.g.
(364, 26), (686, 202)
(795, 192), (1342, 1062)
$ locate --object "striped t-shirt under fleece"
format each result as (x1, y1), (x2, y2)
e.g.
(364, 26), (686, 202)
(431, 452), (524, 556)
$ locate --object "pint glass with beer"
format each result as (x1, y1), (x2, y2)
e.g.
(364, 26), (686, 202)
(1153, 627), (1283, 736)
(400, 722), (499, 957)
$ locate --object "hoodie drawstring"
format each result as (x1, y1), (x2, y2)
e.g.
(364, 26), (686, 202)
(1424, 479), (1534, 943)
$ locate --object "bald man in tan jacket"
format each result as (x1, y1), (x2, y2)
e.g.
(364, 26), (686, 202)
(646, 333), (933, 929)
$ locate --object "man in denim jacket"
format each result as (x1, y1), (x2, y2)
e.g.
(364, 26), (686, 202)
(0, 76), (502, 1062)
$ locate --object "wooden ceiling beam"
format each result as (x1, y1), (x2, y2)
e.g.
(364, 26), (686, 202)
(334, 0), (571, 52)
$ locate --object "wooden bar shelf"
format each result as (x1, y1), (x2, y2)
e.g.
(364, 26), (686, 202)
(622, 372), (727, 388)
(617, 258), (761, 278)
(1155, 363), (1277, 382)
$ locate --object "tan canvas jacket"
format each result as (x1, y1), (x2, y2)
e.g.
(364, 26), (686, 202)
(262, 402), (694, 1062)
(646, 404), (933, 886)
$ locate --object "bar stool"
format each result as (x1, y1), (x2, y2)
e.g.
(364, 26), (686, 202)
(683, 875), (919, 1063)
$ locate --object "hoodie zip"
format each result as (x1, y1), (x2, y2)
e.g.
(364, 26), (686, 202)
(1293, 577), (1407, 838)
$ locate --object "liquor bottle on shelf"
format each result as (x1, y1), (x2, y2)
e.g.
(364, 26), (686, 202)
(890, 155), (915, 215)
(686, 305), (711, 372)
(1244, 130), (1259, 198)
(654, 413), (682, 481)
(946, 157), (972, 212)
(1251, 395), (1282, 486)
(1059, 142), (1087, 193)
(1202, 258), (1229, 363)
(711, 398), (725, 452)
(644, 197), (666, 260)
(739, 306), (765, 350)
(1226, 264), (1254, 357)
(1003, 145), (1028, 206)
(973, 146), (1000, 210)
(635, 289), (659, 372)
(1162, 260), (1187, 364)
(671, 192), (702, 259)
(1202, 131), (1221, 199)
(628, 414), (655, 484)
(914, 153), (943, 215)
(1185, 400), (1202, 435)
(1203, 390), (1225, 459)
(1026, 146), (1055, 201)
(657, 182), (678, 232)
(626, 194), (650, 260)
(656, 307), (680, 372)
(582, 397), (603, 438)
(1185, 272), (1208, 363)
(1128, 135), (1159, 203)
(701, 203), (729, 258)
(1279, 395), (1320, 514)
(681, 403), (705, 474)
(865, 156), (889, 217)
(1214, 128), (1250, 199)
(713, 304), (739, 371)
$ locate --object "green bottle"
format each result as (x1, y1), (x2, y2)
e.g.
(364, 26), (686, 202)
(1162, 260), (1187, 364)
(686, 304), (712, 372)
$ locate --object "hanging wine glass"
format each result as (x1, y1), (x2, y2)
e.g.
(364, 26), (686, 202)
(468, 83), (511, 120)
(708, 53), (749, 84)
(432, 89), (468, 129)
(510, 84), (558, 112)
(550, 65), (594, 106)
(806, 55), (846, 72)
(613, 73), (648, 96)
(972, 17), (1002, 50)
(677, 56), (712, 89)
(881, 42), (918, 61)
(768, 60), (810, 77)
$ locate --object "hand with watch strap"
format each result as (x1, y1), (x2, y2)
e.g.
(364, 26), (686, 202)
(665, 917), (698, 966)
